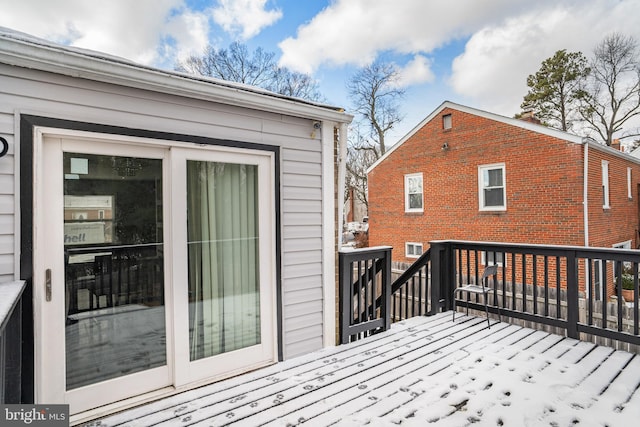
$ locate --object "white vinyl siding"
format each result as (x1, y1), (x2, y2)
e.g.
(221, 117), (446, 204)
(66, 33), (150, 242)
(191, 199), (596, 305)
(0, 63), (332, 359)
(0, 109), (14, 282)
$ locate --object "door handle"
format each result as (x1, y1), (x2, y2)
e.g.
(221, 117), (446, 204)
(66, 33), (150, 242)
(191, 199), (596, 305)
(45, 268), (52, 301)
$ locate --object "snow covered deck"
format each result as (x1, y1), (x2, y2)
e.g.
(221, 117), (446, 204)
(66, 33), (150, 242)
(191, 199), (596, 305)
(87, 312), (640, 426)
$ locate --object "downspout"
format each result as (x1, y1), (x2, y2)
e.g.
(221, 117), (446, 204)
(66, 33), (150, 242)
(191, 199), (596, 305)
(582, 139), (590, 297)
(583, 139), (589, 247)
(337, 123), (348, 249)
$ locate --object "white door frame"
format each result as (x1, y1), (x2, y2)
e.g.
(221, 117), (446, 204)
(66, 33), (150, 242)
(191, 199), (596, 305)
(170, 146), (277, 387)
(32, 128), (278, 416)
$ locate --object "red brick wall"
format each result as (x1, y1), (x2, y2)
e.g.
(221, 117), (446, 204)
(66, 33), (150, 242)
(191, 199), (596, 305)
(368, 107), (640, 268)
(586, 146), (640, 249)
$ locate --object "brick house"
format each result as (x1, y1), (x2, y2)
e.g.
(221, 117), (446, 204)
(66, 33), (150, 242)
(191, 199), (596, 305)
(367, 102), (640, 296)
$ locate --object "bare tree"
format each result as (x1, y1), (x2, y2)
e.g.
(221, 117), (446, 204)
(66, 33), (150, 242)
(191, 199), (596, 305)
(345, 62), (405, 210)
(576, 33), (640, 145)
(176, 42), (323, 102)
(345, 127), (379, 212)
(271, 67), (323, 101)
(347, 61), (405, 157)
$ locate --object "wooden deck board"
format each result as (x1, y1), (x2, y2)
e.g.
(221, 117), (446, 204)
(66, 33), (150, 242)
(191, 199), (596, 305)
(88, 313), (639, 426)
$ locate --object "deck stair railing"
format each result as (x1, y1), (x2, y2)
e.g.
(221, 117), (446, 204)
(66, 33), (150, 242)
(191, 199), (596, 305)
(0, 280), (26, 403)
(388, 248), (432, 321)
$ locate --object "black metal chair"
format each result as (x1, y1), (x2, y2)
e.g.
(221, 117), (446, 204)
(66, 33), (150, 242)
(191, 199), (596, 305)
(453, 264), (500, 327)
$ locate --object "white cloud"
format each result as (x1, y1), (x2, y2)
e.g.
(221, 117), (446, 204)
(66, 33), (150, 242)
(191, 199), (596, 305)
(212, 0), (282, 40)
(0, 0), (210, 66)
(165, 10), (211, 63)
(278, 0), (532, 73)
(394, 55), (435, 88)
(449, 0), (640, 116)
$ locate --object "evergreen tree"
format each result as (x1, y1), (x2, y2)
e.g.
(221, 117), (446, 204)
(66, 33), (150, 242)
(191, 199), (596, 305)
(520, 49), (589, 132)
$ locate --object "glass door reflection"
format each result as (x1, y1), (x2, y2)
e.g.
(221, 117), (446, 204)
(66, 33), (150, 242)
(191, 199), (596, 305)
(63, 153), (166, 390)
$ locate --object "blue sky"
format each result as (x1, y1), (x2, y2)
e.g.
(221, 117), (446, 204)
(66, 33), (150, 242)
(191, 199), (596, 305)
(1, 0), (640, 145)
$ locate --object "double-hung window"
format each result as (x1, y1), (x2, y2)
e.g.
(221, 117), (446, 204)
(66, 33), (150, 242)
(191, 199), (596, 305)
(478, 163), (506, 211)
(404, 173), (423, 212)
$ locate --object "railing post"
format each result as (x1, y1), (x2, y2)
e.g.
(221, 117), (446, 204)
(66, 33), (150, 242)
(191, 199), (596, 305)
(380, 247), (392, 331)
(338, 251), (350, 345)
(428, 242), (450, 315)
(566, 252), (579, 339)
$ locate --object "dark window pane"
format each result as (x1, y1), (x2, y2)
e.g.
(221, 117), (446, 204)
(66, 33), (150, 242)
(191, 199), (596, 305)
(409, 193), (423, 209)
(484, 188), (504, 207)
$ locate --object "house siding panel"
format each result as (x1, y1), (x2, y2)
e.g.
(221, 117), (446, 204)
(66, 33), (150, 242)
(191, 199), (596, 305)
(281, 143), (325, 358)
(0, 63), (333, 360)
(0, 107), (14, 281)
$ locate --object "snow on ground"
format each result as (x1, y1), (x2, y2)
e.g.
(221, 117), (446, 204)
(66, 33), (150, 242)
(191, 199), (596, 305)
(91, 314), (640, 427)
(336, 330), (639, 426)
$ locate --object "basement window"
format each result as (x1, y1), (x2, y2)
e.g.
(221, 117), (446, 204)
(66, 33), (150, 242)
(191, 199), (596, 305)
(406, 242), (423, 258)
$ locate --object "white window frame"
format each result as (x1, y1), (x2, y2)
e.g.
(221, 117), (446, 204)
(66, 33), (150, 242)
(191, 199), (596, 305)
(628, 167), (633, 199)
(481, 251), (506, 267)
(406, 242), (423, 258)
(478, 163), (506, 211)
(442, 114), (452, 130)
(602, 160), (610, 208)
(404, 173), (424, 213)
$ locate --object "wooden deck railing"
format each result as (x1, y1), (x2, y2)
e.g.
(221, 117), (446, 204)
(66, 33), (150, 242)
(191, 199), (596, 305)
(338, 240), (640, 350)
(0, 280), (26, 403)
(433, 240), (640, 350)
(338, 247), (391, 344)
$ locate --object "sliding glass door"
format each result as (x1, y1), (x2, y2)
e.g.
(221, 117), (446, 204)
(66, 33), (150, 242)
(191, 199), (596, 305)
(35, 134), (277, 415)
(172, 148), (276, 387)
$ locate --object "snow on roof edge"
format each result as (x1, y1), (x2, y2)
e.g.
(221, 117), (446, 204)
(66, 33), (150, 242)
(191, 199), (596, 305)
(0, 26), (352, 122)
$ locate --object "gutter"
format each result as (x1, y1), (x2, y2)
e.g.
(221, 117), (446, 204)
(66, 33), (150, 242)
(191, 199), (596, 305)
(0, 30), (353, 124)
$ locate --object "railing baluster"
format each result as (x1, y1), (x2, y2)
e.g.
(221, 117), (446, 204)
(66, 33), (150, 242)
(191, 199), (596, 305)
(616, 260), (623, 332)
(512, 253), (517, 311)
(585, 258), (595, 325)
(533, 255), (538, 315)
(522, 254), (527, 313)
(602, 261), (608, 330)
(556, 256), (561, 319)
(635, 262), (639, 336)
(544, 256), (549, 317)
